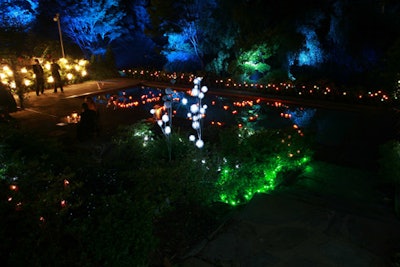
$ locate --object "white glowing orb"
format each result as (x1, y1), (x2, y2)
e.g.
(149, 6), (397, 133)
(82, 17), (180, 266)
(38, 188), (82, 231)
(165, 126), (171, 134)
(182, 98), (188, 105)
(150, 109), (155, 114)
(190, 104), (199, 113)
(194, 77), (201, 85)
(200, 108), (206, 114)
(187, 112), (192, 118)
(162, 114), (169, 122)
(157, 120), (163, 126)
(192, 121), (200, 129)
(189, 135), (196, 141)
(201, 86), (208, 93)
(191, 88), (199, 97)
(198, 92), (204, 99)
(196, 139), (204, 148)
(24, 79), (31, 86)
(203, 104), (208, 109)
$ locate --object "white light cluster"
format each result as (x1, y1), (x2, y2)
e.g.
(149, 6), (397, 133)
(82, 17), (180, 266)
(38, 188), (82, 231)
(187, 77), (208, 148)
(150, 87), (175, 137)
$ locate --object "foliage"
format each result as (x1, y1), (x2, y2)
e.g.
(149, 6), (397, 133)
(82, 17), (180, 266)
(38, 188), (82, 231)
(0, 126), (156, 266)
(230, 44), (278, 82)
(148, 0), (217, 71)
(214, 126), (313, 205)
(88, 47), (119, 80)
(202, 3), (238, 76)
(0, 0), (38, 30)
(59, 0), (127, 57)
(0, 110), (315, 265)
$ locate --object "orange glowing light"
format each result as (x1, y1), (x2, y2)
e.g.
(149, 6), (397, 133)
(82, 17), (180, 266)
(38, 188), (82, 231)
(248, 116), (257, 122)
(10, 185), (18, 191)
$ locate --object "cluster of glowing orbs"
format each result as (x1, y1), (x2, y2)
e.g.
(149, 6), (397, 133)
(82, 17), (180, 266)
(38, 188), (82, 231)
(151, 88), (175, 136)
(186, 77), (208, 149)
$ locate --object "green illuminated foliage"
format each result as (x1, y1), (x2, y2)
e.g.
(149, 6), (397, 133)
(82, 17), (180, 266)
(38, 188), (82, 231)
(233, 43), (278, 82)
(215, 127), (312, 205)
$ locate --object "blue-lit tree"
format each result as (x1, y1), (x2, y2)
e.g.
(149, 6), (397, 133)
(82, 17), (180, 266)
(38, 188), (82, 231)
(0, 0), (38, 30)
(202, 0), (238, 76)
(59, 0), (127, 57)
(148, 0), (217, 71)
(0, 0), (39, 109)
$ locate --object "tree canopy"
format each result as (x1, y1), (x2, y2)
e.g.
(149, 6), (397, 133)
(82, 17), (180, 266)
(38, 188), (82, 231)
(0, 0), (400, 90)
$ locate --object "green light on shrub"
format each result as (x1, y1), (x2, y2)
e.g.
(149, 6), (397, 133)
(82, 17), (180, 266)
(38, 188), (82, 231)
(236, 43), (278, 81)
(217, 155), (311, 205)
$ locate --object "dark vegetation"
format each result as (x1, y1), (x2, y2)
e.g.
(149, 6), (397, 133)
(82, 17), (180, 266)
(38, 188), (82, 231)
(0, 116), (322, 266)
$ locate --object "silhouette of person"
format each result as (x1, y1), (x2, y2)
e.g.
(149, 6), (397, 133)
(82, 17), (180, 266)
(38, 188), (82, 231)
(84, 96), (98, 113)
(77, 102), (97, 141)
(51, 59), (63, 93)
(32, 59), (44, 96)
(84, 96), (100, 133)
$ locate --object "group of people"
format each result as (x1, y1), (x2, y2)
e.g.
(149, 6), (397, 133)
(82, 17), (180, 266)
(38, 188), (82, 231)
(32, 58), (64, 96)
(33, 58), (99, 141)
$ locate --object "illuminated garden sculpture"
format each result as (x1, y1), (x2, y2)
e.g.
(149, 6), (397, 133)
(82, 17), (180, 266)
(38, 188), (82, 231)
(150, 87), (175, 161)
(151, 76), (208, 153)
(185, 77), (208, 148)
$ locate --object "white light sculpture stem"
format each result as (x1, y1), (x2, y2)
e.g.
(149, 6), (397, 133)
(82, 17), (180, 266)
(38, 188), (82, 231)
(188, 77), (208, 148)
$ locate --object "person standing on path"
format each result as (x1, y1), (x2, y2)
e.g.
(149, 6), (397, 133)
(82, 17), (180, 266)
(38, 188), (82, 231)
(51, 59), (63, 93)
(32, 59), (44, 96)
